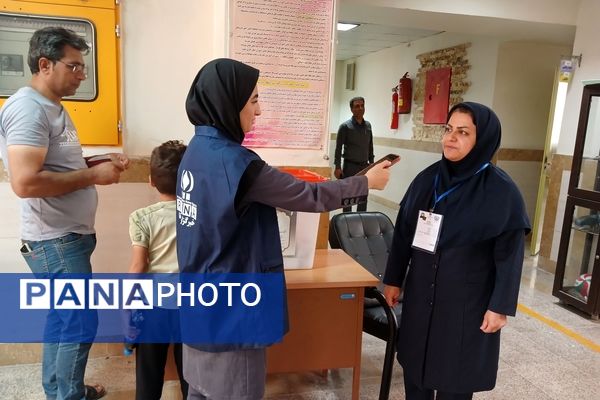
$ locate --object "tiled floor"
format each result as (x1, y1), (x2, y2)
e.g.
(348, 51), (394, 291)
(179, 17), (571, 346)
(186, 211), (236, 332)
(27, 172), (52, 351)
(0, 203), (599, 399)
(2, 249), (598, 400)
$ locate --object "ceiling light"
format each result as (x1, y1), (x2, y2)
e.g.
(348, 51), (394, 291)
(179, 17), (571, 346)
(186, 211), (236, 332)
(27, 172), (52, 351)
(337, 23), (359, 31)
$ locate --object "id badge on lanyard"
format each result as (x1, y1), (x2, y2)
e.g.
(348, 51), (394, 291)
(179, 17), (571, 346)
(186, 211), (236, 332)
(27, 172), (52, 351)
(411, 210), (443, 254)
(412, 163), (489, 253)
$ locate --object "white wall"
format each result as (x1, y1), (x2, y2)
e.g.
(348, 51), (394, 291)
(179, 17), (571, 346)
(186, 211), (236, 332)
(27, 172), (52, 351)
(329, 32), (501, 204)
(492, 40), (567, 223)
(0, 184), (27, 272)
(328, 61), (346, 136)
(331, 32), (501, 138)
(557, 0), (600, 156)
(120, 0), (228, 156)
(329, 33), (570, 219)
(0, 183), (157, 273)
(492, 41), (571, 150)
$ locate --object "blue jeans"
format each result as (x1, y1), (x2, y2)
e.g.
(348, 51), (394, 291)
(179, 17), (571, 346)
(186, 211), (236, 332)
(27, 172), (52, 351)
(21, 233), (98, 400)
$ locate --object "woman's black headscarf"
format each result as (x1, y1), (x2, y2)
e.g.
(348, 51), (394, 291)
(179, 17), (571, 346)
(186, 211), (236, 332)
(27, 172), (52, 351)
(397, 102), (530, 249)
(185, 58), (259, 143)
(439, 102), (501, 191)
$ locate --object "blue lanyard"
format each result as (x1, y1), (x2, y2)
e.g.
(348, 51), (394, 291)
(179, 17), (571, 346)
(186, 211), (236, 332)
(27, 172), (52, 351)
(430, 163), (490, 211)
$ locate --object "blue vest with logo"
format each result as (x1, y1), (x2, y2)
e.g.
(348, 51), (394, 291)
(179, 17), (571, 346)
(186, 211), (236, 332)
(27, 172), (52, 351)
(176, 126), (286, 350)
(177, 125), (284, 274)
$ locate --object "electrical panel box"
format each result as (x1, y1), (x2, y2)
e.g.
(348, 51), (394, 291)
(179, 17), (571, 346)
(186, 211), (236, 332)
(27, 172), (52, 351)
(0, 0), (120, 145)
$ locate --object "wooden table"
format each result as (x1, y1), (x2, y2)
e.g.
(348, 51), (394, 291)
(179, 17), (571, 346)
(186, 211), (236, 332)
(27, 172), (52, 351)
(266, 249), (379, 400)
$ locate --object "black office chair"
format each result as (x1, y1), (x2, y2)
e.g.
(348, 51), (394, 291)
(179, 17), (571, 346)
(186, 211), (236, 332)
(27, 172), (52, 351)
(329, 211), (400, 400)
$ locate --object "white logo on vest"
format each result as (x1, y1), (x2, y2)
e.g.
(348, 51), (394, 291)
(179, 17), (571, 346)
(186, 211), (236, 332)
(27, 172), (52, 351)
(177, 170), (197, 227)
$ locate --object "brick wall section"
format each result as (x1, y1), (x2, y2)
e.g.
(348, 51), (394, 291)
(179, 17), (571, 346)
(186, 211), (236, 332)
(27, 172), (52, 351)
(413, 43), (472, 141)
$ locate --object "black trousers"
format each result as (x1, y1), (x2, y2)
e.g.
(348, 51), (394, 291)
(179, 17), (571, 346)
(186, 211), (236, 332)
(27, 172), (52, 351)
(136, 342), (188, 400)
(134, 307), (188, 400)
(404, 372), (473, 400)
(342, 160), (369, 212)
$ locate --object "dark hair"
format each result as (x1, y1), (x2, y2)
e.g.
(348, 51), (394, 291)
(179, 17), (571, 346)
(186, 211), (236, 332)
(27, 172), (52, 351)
(349, 96), (365, 108)
(448, 105), (475, 125)
(28, 27), (90, 74)
(150, 140), (187, 195)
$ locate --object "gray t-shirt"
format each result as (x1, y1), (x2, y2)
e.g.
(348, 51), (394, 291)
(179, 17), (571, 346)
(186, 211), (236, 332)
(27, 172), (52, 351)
(0, 86), (97, 240)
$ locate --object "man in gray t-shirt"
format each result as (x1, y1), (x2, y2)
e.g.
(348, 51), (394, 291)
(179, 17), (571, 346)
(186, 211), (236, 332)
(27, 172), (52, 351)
(0, 27), (128, 400)
(0, 86), (100, 240)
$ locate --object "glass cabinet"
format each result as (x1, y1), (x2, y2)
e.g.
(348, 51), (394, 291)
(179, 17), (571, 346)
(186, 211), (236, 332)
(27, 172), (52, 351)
(553, 83), (600, 319)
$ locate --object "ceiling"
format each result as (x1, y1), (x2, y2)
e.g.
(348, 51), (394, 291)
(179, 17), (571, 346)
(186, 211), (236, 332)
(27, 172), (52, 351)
(336, 24), (443, 60)
(335, 3), (577, 60)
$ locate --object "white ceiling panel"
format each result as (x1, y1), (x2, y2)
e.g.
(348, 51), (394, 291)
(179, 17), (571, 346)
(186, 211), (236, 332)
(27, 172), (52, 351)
(335, 2), (576, 60)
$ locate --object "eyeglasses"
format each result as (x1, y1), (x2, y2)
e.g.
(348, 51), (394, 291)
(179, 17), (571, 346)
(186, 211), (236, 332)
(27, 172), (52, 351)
(56, 60), (87, 76)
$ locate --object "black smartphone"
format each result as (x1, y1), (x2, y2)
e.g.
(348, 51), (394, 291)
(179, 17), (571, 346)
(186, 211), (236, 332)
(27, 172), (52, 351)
(20, 242), (33, 253)
(355, 153), (400, 176)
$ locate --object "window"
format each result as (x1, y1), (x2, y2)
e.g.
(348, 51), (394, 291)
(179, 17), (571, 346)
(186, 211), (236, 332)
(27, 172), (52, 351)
(0, 13), (96, 100)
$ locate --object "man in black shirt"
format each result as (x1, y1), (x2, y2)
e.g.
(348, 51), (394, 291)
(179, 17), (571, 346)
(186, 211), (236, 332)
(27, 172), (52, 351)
(334, 96), (374, 212)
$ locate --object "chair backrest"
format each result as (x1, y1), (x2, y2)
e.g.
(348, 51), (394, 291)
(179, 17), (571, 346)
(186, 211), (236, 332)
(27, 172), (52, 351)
(329, 211), (395, 281)
(330, 212), (399, 400)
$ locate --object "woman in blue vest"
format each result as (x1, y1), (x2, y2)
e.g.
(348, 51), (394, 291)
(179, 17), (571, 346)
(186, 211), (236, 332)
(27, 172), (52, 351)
(383, 102), (530, 400)
(177, 58), (393, 400)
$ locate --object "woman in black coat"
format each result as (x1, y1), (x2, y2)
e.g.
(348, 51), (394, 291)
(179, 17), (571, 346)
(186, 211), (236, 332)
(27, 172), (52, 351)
(383, 102), (530, 399)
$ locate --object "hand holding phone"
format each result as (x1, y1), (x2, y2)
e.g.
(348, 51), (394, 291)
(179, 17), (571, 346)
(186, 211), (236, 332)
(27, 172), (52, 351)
(355, 154), (400, 176)
(85, 154), (113, 168)
(362, 154), (399, 190)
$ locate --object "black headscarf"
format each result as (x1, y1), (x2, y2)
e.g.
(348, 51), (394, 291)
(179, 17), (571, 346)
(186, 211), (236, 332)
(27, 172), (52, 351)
(439, 102), (501, 190)
(397, 102), (530, 249)
(185, 58), (259, 143)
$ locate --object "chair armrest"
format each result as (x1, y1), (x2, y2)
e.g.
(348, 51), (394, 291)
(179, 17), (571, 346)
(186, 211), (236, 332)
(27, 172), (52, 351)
(365, 287), (399, 334)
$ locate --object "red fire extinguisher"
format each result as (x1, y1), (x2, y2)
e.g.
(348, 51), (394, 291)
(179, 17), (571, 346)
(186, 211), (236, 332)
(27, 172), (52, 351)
(390, 87), (399, 129)
(398, 72), (412, 114)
